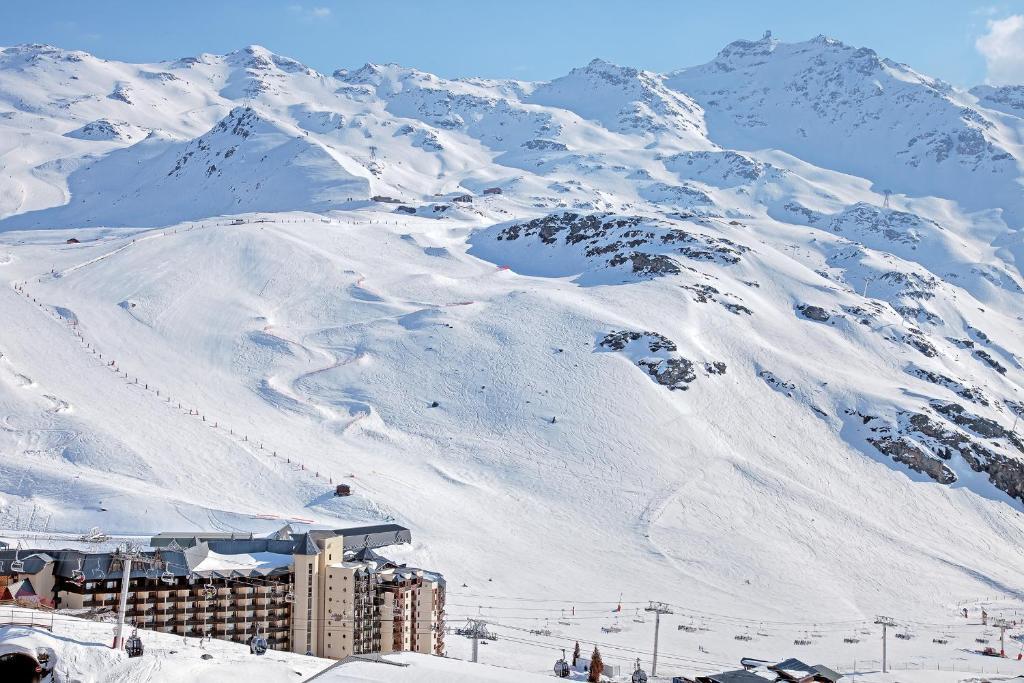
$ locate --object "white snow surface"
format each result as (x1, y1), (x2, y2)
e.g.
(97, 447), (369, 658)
(0, 33), (1023, 682)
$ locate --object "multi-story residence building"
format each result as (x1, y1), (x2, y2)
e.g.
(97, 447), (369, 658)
(0, 524), (445, 659)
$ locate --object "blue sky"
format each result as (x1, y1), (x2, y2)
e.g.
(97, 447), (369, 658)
(2, 1), (1024, 85)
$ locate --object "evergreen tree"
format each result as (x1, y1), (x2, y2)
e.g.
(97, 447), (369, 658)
(573, 641), (580, 665)
(588, 646), (603, 682)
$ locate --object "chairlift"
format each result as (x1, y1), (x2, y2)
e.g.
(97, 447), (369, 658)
(201, 580), (216, 601)
(70, 557), (86, 587)
(678, 618), (698, 633)
(844, 630), (861, 644)
(284, 583), (295, 603)
(932, 637), (949, 645)
(734, 627), (753, 641)
(632, 609), (646, 624)
(160, 568), (175, 585)
(698, 619), (711, 632)
(11, 543), (25, 573)
(554, 649), (571, 678)
(250, 625), (269, 656)
(631, 657), (648, 683)
(895, 627), (914, 641)
(794, 631), (812, 646)
(125, 626), (144, 658)
(601, 619), (622, 634)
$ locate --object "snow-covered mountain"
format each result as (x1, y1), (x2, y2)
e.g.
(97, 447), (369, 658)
(1, 35), (1024, 678)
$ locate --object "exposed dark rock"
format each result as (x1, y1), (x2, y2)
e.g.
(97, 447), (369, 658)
(722, 302), (753, 315)
(930, 401), (1023, 451)
(598, 330), (723, 391)
(491, 212), (748, 278)
(638, 357), (696, 390)
(521, 138), (568, 151)
(758, 370), (795, 397)
(796, 304), (830, 322)
(704, 361), (727, 375)
(607, 251), (681, 276)
(682, 283), (719, 303)
(905, 366), (989, 406)
(902, 330), (938, 357)
(974, 349), (1006, 374)
(599, 330), (676, 353)
(867, 436), (957, 484)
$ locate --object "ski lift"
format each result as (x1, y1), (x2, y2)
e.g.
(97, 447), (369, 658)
(756, 622), (770, 638)
(698, 619), (711, 632)
(601, 617), (622, 634)
(125, 626), (144, 658)
(794, 632), (812, 646)
(160, 567), (175, 585)
(250, 625), (269, 656)
(895, 627), (914, 641)
(678, 618), (698, 633)
(10, 543), (25, 573)
(70, 557), (86, 587)
(553, 649), (570, 678)
(932, 637), (949, 645)
(631, 658), (648, 683)
(844, 630), (861, 644)
(201, 580), (216, 601)
(734, 627), (753, 641)
(632, 609), (646, 624)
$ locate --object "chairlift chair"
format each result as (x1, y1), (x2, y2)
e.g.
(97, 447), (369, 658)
(125, 626), (144, 658)
(553, 656), (570, 678)
(10, 544), (25, 573)
(678, 618), (698, 633)
(69, 557), (86, 587)
(250, 623), (269, 656)
(160, 564), (175, 585)
(631, 658), (648, 683)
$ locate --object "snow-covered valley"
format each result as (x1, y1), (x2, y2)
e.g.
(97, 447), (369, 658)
(1, 32), (1024, 681)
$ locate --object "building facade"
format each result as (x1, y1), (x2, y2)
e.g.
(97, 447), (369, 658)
(0, 524), (445, 659)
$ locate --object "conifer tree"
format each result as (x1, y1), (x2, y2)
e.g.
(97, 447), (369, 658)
(588, 646), (603, 682)
(573, 641), (580, 665)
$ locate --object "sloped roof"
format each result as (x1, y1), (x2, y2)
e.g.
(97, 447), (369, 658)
(771, 658), (818, 681)
(700, 670), (776, 683)
(811, 664), (843, 682)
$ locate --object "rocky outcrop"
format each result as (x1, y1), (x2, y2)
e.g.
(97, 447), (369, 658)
(598, 330), (724, 391)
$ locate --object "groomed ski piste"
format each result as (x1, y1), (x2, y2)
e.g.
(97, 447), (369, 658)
(0, 32), (1023, 682)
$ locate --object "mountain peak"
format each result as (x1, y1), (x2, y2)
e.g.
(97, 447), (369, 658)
(224, 44), (312, 75)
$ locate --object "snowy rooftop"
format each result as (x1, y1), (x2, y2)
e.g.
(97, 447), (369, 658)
(189, 549), (294, 575)
(305, 652), (557, 682)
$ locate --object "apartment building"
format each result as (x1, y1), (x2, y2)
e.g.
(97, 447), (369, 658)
(291, 531), (445, 659)
(0, 524), (445, 658)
